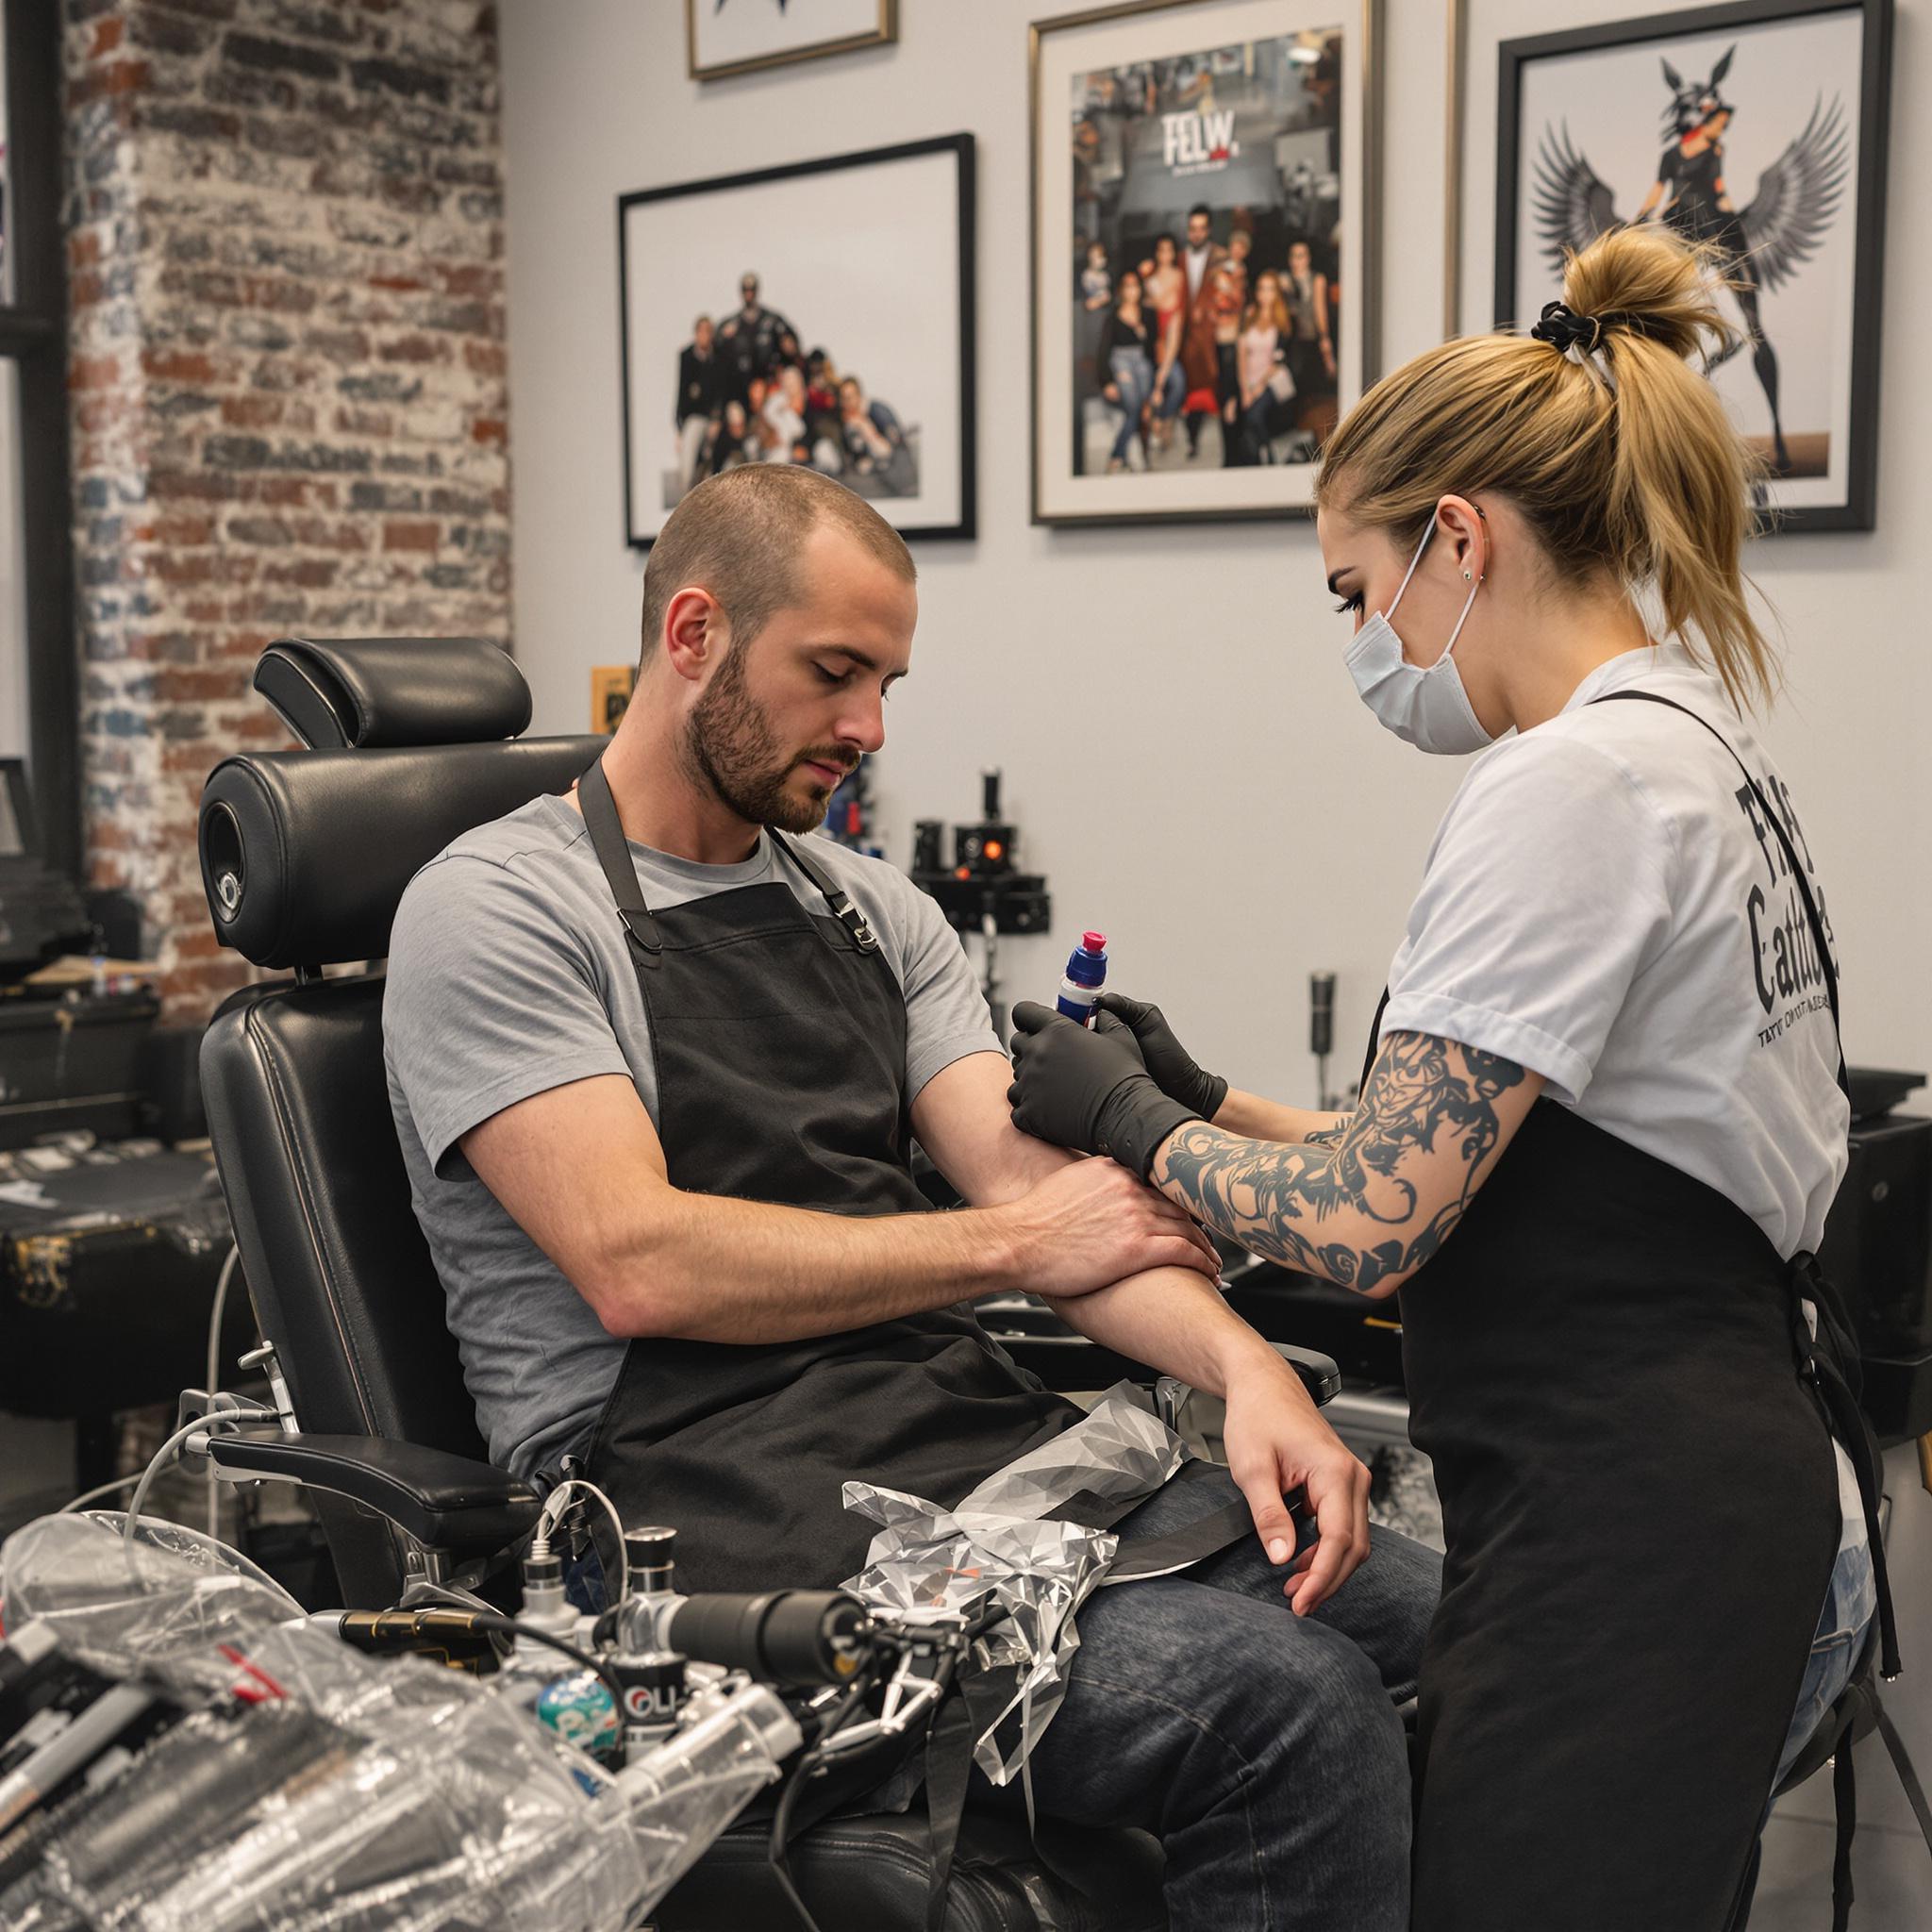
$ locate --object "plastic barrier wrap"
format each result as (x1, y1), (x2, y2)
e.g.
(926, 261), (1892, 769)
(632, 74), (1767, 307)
(842, 1383), (1190, 1783)
(2, 1513), (303, 1701)
(612, 1678), (804, 1907)
(0, 1512), (795, 1931)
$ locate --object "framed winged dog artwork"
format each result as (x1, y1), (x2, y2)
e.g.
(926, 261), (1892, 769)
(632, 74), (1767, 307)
(1495, 0), (1893, 531)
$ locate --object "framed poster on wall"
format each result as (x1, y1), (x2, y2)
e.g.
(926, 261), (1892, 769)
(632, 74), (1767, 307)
(619, 134), (975, 550)
(1029, 0), (1382, 528)
(686, 0), (897, 82)
(1496, 0), (1893, 532)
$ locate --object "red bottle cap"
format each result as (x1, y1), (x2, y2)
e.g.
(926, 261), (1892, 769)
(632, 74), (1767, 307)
(1082, 931), (1107, 952)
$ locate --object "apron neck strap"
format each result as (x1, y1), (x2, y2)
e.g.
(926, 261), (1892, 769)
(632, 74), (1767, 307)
(576, 758), (663, 967)
(1360, 987), (1391, 1100)
(1360, 688), (1845, 1106)
(768, 827), (879, 954)
(577, 758), (878, 962)
(1590, 690), (1848, 1103)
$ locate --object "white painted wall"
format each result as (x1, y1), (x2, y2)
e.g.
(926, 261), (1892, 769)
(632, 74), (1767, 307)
(498, 0), (1924, 1103)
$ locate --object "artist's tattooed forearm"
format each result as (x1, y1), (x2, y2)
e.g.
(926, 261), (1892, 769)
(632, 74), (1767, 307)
(1154, 1032), (1526, 1293)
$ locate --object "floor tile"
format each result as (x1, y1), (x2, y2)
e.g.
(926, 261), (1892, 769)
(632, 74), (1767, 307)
(1750, 1814), (1932, 1929)
(1775, 1723), (1932, 1841)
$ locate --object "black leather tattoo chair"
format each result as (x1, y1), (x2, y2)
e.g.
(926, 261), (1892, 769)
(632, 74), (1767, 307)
(192, 637), (1343, 1931)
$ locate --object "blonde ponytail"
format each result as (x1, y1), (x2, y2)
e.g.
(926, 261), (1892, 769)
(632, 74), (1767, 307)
(1317, 225), (1777, 710)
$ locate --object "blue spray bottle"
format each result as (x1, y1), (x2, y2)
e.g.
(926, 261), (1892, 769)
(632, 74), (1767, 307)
(1057, 932), (1108, 1025)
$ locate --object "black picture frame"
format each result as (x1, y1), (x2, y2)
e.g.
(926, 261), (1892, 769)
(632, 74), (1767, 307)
(617, 134), (976, 552)
(1494, 0), (1893, 533)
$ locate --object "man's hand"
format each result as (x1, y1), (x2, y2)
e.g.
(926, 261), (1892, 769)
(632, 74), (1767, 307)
(998, 1156), (1220, 1298)
(1093, 992), (1228, 1123)
(1220, 1357), (1374, 1616)
(1008, 1003), (1201, 1177)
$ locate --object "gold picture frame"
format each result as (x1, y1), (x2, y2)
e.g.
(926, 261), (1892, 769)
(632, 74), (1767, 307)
(686, 0), (897, 82)
(590, 664), (637, 735)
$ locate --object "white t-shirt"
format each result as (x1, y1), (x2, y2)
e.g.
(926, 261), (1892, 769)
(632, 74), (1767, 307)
(1381, 641), (1849, 1259)
(1381, 641), (1862, 1559)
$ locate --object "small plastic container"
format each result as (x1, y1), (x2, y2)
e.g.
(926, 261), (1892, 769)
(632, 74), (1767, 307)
(1057, 932), (1108, 1025)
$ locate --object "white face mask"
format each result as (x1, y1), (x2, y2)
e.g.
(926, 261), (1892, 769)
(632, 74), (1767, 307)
(1343, 520), (1491, 756)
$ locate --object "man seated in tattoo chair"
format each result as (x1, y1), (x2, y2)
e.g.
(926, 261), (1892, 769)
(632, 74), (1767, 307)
(382, 465), (1439, 1932)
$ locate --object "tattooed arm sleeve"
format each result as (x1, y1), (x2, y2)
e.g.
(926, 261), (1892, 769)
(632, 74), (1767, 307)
(1150, 1031), (1543, 1299)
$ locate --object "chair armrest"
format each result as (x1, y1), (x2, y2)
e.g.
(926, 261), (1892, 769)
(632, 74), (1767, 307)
(979, 1300), (1341, 1407)
(1267, 1344), (1343, 1406)
(208, 1430), (541, 1558)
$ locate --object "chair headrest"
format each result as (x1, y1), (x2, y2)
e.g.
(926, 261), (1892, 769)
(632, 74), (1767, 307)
(254, 638), (532, 749)
(201, 737), (605, 968)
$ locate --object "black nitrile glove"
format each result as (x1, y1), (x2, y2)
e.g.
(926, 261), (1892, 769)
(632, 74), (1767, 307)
(1008, 1002), (1201, 1178)
(1093, 992), (1229, 1123)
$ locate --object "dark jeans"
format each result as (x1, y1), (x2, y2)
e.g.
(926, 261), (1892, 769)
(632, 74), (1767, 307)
(979, 1465), (1438, 1932)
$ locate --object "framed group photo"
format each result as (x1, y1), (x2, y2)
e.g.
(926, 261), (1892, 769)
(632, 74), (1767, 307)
(1030, 0), (1383, 528)
(618, 134), (975, 549)
(1496, 0), (1893, 532)
(686, 0), (897, 82)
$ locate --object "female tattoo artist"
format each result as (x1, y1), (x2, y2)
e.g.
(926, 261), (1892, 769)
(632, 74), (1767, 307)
(1006, 224), (1893, 1932)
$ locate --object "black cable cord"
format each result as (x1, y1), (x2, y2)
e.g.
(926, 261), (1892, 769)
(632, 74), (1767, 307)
(767, 1663), (883, 1932)
(765, 1785), (826, 1932)
(463, 1611), (626, 1717)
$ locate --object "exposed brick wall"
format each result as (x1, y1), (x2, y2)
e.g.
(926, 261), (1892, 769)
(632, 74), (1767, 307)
(63, 0), (510, 1017)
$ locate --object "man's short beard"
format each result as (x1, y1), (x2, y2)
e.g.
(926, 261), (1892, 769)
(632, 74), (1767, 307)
(681, 637), (841, 835)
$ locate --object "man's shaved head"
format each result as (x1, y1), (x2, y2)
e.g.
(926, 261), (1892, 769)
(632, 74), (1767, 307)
(640, 466), (915, 666)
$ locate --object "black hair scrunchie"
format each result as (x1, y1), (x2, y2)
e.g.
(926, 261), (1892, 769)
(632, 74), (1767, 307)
(1530, 301), (1605, 354)
(1531, 302), (1666, 355)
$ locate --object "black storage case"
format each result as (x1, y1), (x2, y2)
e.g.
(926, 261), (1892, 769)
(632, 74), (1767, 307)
(1819, 1111), (1932, 1359)
(1818, 1108), (1932, 1441)
(0, 1143), (249, 1419)
(0, 989), (159, 1150)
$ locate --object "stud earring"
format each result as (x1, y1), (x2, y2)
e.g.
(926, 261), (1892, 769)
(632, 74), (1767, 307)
(1462, 569), (1473, 580)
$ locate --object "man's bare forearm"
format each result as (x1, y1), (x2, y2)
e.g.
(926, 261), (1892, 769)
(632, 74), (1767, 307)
(590, 1187), (1020, 1343)
(1048, 1264), (1307, 1406)
(467, 1065), (1211, 1348)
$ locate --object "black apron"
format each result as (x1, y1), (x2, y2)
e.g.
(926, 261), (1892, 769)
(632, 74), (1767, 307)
(570, 760), (1079, 1593)
(1379, 691), (1899, 1931)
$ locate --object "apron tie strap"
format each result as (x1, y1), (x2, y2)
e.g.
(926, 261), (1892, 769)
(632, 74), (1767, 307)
(1830, 1743), (1857, 1932)
(1790, 1257), (1902, 1682)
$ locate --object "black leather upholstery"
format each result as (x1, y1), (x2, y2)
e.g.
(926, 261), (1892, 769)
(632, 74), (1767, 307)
(199, 736), (602, 969)
(210, 1429), (540, 1557)
(254, 637), (532, 750)
(661, 1808), (1165, 1931)
(200, 973), (493, 1605)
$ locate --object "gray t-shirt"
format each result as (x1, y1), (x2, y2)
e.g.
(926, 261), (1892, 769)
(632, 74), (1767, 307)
(382, 792), (1001, 1481)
